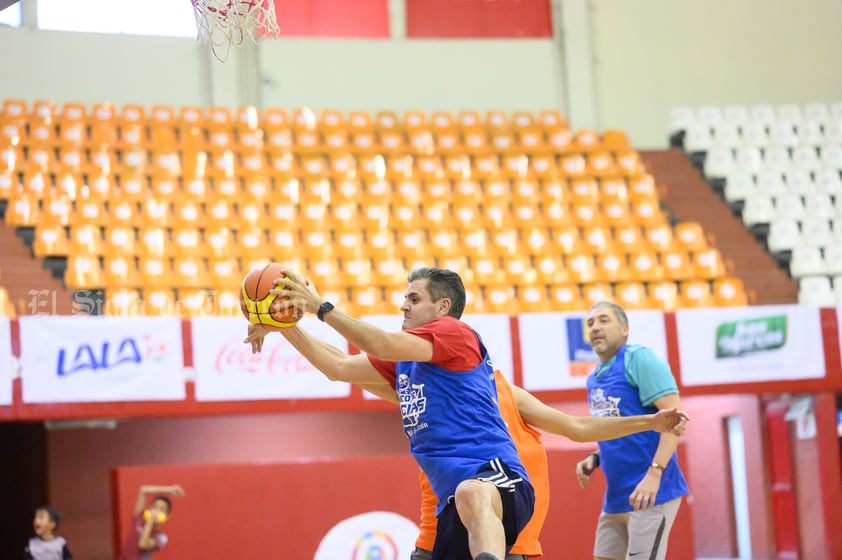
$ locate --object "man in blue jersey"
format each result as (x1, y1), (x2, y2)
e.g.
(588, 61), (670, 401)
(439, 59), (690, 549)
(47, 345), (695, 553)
(245, 267), (533, 560)
(574, 301), (689, 560)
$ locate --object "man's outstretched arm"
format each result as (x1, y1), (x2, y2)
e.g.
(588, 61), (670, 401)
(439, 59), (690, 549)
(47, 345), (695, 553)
(246, 323), (390, 388)
(272, 270), (434, 362)
(511, 385), (688, 442)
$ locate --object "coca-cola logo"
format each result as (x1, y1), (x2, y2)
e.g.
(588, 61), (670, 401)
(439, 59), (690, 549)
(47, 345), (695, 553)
(214, 338), (314, 375)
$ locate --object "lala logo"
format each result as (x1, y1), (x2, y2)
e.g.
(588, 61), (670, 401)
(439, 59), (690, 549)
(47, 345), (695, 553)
(214, 338), (313, 375)
(56, 335), (170, 377)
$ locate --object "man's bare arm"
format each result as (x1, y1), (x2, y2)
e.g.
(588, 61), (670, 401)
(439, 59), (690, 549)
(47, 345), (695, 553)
(511, 385), (688, 442)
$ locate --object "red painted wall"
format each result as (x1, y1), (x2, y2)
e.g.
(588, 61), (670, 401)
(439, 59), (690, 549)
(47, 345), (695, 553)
(273, 0), (390, 38)
(406, 0), (552, 38)
(47, 400), (703, 560)
(110, 450), (693, 560)
(680, 394), (773, 558)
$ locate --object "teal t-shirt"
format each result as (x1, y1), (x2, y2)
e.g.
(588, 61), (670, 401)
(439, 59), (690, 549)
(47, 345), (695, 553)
(592, 344), (678, 407)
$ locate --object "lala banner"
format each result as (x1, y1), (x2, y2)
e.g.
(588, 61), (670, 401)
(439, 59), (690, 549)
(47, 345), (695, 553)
(359, 313), (514, 399)
(676, 305), (826, 386)
(18, 317), (186, 403)
(192, 316), (351, 401)
(518, 310), (668, 391)
(0, 319), (11, 406)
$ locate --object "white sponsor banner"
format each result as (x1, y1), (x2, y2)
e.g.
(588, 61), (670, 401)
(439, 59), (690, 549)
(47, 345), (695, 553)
(19, 317), (185, 403)
(677, 305), (825, 386)
(0, 319), (12, 405)
(359, 313), (513, 398)
(192, 316), (352, 401)
(315, 511), (419, 560)
(519, 310), (668, 391)
(464, 313), (514, 382)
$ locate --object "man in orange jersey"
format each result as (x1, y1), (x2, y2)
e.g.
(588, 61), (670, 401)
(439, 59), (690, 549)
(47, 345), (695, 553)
(409, 371), (686, 560)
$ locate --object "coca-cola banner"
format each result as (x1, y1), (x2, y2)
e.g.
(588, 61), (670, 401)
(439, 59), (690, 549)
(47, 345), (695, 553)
(518, 310), (668, 391)
(18, 317), (186, 403)
(676, 305), (826, 386)
(192, 317), (352, 401)
(0, 319), (11, 406)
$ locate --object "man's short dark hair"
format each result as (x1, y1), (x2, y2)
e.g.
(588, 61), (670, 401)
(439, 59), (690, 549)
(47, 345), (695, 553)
(37, 506), (61, 530)
(152, 496), (173, 514)
(407, 267), (466, 319)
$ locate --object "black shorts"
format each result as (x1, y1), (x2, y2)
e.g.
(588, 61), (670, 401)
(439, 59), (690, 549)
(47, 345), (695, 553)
(431, 459), (535, 560)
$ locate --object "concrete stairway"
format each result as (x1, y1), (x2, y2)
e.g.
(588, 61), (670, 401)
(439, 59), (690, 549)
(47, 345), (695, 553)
(0, 224), (76, 315)
(640, 149), (797, 305)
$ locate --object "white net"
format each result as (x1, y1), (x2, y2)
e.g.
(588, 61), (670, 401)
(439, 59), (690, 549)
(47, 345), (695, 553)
(191, 0), (281, 62)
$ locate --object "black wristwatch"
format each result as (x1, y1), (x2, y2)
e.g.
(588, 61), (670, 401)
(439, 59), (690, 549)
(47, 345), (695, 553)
(317, 301), (335, 322)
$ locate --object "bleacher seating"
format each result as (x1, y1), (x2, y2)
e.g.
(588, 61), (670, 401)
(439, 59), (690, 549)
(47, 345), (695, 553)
(0, 100), (747, 316)
(671, 102), (842, 306)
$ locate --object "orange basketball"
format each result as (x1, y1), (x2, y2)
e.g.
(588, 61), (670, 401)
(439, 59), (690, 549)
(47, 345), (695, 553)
(239, 263), (304, 330)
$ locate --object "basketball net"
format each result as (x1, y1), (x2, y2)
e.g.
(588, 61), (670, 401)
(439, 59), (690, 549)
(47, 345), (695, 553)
(191, 0), (281, 62)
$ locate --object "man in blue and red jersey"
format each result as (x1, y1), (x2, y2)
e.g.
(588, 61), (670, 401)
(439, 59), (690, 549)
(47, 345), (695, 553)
(245, 266), (532, 560)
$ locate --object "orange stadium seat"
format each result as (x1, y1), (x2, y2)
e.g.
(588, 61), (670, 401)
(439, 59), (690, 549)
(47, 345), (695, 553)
(596, 251), (630, 283)
(679, 280), (714, 308)
(172, 257), (207, 289)
(648, 280), (679, 311)
(33, 225), (70, 257)
(137, 257), (172, 289)
(103, 288), (142, 316)
(176, 289), (212, 318)
(143, 289), (177, 316)
(503, 256), (537, 286)
(68, 224), (104, 256)
(65, 254), (105, 290)
(629, 250), (663, 282)
(348, 286), (389, 317)
(519, 284), (550, 313)
(713, 277), (750, 306)
(213, 289), (243, 317)
(567, 254), (598, 284)
(674, 221), (709, 251)
(692, 248), (729, 279)
(4, 191), (40, 227)
(208, 257), (242, 291)
(548, 283), (584, 312)
(582, 282), (614, 307)
(484, 285), (517, 315)
(103, 254), (139, 289)
(602, 129), (630, 151)
(39, 192), (72, 226)
(661, 249), (695, 281)
(614, 281), (652, 310)
(103, 226), (137, 256)
(136, 227), (168, 259)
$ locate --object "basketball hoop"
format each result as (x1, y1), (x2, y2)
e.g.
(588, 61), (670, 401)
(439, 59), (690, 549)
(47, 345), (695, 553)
(191, 0), (281, 62)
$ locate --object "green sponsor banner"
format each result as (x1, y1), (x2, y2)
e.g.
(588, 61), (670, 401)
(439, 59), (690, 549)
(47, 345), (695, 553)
(715, 315), (788, 358)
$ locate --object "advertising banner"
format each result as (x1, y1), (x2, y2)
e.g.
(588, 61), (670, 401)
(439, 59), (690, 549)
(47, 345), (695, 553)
(519, 310), (668, 391)
(677, 305), (826, 386)
(0, 319), (11, 406)
(192, 316), (352, 401)
(19, 317), (185, 403)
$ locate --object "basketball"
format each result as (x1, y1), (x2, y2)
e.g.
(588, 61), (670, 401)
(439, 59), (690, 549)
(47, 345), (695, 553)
(239, 263), (304, 330)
